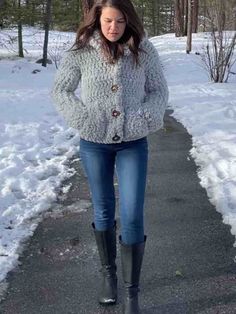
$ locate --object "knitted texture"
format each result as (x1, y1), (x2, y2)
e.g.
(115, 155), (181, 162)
(52, 31), (169, 143)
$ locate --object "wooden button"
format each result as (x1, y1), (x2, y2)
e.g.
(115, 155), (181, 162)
(111, 85), (118, 92)
(112, 110), (121, 117)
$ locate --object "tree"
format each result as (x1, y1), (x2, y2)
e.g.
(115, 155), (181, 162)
(184, 0), (188, 36)
(201, 31), (236, 82)
(201, 0), (236, 82)
(42, 0), (52, 67)
(192, 0), (199, 33)
(17, 0), (24, 57)
(202, 0), (207, 31)
(175, 0), (184, 37)
(6, 0), (234, 39)
(186, 0), (192, 53)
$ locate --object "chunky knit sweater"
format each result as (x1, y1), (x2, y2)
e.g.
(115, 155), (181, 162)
(52, 31), (169, 144)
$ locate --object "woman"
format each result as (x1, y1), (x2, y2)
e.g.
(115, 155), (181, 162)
(52, 0), (168, 313)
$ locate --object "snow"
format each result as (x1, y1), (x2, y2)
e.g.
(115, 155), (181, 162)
(0, 28), (80, 285)
(0, 28), (236, 287)
(150, 32), (236, 241)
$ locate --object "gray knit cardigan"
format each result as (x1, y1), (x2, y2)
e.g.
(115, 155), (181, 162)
(52, 31), (169, 144)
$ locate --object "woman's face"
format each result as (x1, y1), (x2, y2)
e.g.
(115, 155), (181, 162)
(100, 7), (126, 42)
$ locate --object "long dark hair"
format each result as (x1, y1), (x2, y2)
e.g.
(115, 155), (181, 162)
(71, 0), (145, 64)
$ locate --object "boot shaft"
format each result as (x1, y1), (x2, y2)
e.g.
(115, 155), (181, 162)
(120, 236), (146, 287)
(120, 236), (146, 314)
(92, 222), (117, 269)
(92, 223), (117, 305)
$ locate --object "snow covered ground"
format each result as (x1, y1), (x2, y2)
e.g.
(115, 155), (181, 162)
(150, 33), (236, 240)
(0, 28), (83, 286)
(0, 28), (236, 287)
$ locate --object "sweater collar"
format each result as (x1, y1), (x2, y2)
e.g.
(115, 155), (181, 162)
(88, 30), (131, 56)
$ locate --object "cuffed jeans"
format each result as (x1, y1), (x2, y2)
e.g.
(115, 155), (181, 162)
(79, 137), (148, 245)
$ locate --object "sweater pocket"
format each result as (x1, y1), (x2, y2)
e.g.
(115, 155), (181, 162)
(124, 109), (149, 139)
(141, 108), (164, 133)
(79, 107), (107, 141)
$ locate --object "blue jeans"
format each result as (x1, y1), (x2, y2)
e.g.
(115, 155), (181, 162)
(79, 137), (148, 245)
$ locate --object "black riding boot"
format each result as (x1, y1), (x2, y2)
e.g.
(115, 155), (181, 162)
(93, 222), (117, 305)
(120, 236), (146, 314)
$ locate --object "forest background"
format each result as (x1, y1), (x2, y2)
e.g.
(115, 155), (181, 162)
(1, 0), (236, 39)
(0, 1), (236, 78)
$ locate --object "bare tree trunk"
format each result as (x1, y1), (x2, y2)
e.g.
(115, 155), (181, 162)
(203, 0), (206, 32)
(180, 0), (185, 35)
(184, 0), (188, 36)
(192, 0), (198, 33)
(42, 0), (52, 67)
(175, 0), (181, 36)
(175, 0), (184, 36)
(18, 0), (24, 57)
(186, 0), (192, 53)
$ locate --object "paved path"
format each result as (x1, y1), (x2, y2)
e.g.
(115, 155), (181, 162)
(1, 110), (236, 314)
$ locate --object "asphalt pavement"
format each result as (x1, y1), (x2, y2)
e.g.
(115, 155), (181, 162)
(1, 109), (236, 314)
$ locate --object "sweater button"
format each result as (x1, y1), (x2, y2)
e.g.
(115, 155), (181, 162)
(111, 85), (118, 92)
(112, 110), (121, 117)
(112, 134), (120, 142)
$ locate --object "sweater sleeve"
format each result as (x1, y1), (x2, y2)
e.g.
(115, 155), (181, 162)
(142, 40), (169, 130)
(52, 51), (88, 129)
